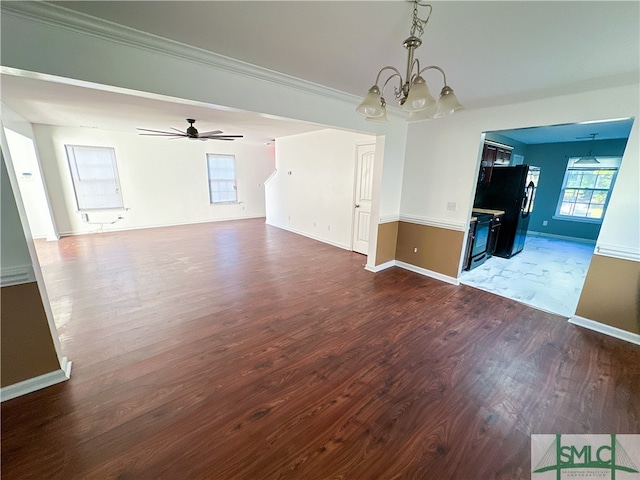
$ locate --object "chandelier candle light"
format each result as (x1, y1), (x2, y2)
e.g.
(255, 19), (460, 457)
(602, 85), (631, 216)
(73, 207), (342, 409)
(356, 0), (463, 122)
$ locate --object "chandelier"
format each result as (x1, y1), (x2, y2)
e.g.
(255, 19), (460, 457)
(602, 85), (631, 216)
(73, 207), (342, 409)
(356, 1), (463, 122)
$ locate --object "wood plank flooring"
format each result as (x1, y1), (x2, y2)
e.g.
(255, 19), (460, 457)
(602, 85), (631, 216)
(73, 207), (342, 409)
(2, 218), (639, 479)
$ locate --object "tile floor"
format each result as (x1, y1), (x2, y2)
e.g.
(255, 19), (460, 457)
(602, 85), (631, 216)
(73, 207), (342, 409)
(459, 234), (596, 318)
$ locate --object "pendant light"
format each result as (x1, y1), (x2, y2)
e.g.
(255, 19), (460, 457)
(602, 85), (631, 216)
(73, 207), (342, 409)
(575, 133), (600, 164)
(356, 1), (463, 122)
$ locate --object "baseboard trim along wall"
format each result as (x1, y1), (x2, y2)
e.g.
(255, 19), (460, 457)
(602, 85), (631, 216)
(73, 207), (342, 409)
(266, 222), (351, 251)
(569, 316), (640, 346)
(1, 357), (72, 402)
(57, 215), (267, 237)
(365, 260), (459, 286)
(527, 231), (596, 245)
(1, 265), (36, 287)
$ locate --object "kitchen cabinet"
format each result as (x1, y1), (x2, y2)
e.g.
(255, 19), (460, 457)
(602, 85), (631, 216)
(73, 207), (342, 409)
(478, 143), (512, 184)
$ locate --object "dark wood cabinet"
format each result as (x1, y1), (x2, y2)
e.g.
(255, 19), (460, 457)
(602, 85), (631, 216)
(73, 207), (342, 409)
(478, 143), (512, 184)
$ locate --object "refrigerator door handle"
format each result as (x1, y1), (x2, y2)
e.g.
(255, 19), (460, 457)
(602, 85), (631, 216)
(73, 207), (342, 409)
(521, 181), (535, 218)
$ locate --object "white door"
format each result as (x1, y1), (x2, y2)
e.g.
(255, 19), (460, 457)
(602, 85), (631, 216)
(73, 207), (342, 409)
(352, 143), (375, 255)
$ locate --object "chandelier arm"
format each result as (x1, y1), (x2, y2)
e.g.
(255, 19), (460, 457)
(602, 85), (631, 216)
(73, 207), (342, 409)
(409, 58), (421, 84)
(381, 72), (402, 96)
(374, 66), (404, 87)
(417, 65), (448, 86)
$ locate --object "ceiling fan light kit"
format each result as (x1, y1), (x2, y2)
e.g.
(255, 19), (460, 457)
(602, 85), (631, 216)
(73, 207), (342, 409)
(356, 0), (463, 122)
(137, 119), (243, 141)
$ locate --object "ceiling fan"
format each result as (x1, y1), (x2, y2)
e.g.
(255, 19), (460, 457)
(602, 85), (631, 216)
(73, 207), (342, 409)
(137, 118), (243, 141)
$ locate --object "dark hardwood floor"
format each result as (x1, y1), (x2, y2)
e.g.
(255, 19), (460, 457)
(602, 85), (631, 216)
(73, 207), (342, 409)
(2, 218), (639, 479)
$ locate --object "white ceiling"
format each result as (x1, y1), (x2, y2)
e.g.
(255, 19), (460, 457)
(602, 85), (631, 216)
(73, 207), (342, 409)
(1, 1), (639, 143)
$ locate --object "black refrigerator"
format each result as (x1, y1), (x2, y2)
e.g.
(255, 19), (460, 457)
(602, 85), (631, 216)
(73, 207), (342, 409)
(473, 165), (535, 258)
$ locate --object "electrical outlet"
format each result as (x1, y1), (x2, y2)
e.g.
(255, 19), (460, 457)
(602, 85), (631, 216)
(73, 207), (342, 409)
(543, 220), (548, 226)
(447, 202), (457, 211)
(413, 247), (418, 253)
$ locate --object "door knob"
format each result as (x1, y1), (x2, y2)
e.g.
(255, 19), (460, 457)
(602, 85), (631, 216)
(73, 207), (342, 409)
(355, 204), (360, 208)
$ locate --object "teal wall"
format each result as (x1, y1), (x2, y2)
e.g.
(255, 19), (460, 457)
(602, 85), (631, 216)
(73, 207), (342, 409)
(525, 138), (630, 240)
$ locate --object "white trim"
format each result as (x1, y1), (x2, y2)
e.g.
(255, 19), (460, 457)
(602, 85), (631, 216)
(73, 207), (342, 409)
(263, 169), (278, 186)
(378, 215), (400, 224)
(57, 215), (267, 237)
(527, 231), (597, 245)
(1, 2), (360, 106)
(1, 357), (72, 402)
(366, 260), (459, 285)
(569, 316), (640, 346)
(365, 260), (396, 273)
(395, 261), (460, 285)
(595, 244), (640, 262)
(399, 214), (467, 232)
(1, 265), (36, 287)
(265, 222), (351, 251)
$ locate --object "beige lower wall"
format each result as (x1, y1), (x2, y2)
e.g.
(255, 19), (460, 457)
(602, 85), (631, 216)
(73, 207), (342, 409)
(375, 221), (399, 266)
(395, 222), (465, 279)
(576, 254), (640, 334)
(1, 282), (61, 387)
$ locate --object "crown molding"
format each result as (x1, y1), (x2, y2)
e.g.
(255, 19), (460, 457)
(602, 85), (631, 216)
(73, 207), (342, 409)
(1, 1), (361, 106)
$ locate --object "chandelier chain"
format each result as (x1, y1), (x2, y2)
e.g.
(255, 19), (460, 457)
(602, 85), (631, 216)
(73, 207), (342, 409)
(409, 1), (432, 38)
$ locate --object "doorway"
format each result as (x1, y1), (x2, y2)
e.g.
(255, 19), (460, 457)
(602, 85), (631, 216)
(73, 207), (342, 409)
(461, 118), (634, 317)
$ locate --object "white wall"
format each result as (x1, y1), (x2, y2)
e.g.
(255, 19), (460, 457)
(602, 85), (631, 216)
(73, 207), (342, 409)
(0, 4), (408, 250)
(1, 104), (58, 240)
(33, 125), (275, 235)
(401, 84), (640, 259)
(266, 129), (375, 249)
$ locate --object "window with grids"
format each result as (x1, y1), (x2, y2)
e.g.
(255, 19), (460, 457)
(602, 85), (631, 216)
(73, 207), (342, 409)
(65, 145), (124, 210)
(555, 158), (620, 222)
(207, 154), (237, 204)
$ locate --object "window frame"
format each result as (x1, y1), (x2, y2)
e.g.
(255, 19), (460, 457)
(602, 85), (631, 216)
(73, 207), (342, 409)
(65, 144), (124, 211)
(206, 153), (238, 205)
(553, 157), (620, 224)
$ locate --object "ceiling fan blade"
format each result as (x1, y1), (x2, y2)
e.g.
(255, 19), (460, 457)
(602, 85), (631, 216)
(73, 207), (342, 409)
(197, 130), (223, 136)
(137, 127), (180, 135)
(139, 133), (184, 137)
(170, 127), (187, 134)
(202, 134), (244, 139)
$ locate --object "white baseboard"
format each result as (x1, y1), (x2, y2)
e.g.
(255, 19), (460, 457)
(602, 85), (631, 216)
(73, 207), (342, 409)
(527, 231), (596, 245)
(365, 259), (459, 285)
(265, 222), (351, 251)
(395, 261), (460, 285)
(1, 265), (36, 287)
(365, 260), (395, 273)
(569, 316), (640, 346)
(58, 215), (266, 237)
(1, 357), (72, 402)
